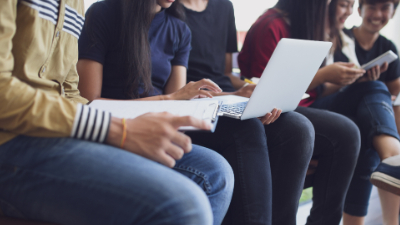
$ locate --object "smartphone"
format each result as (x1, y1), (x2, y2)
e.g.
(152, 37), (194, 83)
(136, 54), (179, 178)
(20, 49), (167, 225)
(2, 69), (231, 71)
(361, 50), (398, 70)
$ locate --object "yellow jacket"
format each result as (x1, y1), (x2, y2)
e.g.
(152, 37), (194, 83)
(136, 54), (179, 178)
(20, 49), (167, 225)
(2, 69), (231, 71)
(0, 0), (111, 145)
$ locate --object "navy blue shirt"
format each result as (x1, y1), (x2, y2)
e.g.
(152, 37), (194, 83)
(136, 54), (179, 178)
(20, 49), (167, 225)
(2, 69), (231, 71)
(334, 28), (400, 83)
(79, 0), (192, 99)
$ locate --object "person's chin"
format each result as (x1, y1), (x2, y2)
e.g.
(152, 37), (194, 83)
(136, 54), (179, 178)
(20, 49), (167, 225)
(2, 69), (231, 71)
(161, 3), (173, 8)
(365, 24), (382, 33)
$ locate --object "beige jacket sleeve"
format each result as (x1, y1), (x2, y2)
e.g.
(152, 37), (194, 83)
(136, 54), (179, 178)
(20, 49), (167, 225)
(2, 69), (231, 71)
(64, 63), (90, 105)
(0, 0), (110, 142)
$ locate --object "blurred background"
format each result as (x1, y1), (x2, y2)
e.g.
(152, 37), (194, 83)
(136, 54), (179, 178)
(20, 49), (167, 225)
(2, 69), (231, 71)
(231, 0), (400, 49)
(83, 0), (400, 50)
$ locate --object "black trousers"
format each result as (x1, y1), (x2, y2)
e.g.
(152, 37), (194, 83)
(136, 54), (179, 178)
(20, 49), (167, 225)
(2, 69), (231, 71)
(188, 111), (314, 225)
(297, 107), (361, 225)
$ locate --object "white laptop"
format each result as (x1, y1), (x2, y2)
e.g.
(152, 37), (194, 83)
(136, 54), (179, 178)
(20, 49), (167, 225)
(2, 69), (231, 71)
(218, 38), (332, 120)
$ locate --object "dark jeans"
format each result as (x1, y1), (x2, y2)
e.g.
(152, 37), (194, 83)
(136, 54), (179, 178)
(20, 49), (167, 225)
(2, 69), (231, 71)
(311, 81), (400, 216)
(188, 111), (314, 225)
(296, 107), (361, 225)
(0, 136), (234, 225)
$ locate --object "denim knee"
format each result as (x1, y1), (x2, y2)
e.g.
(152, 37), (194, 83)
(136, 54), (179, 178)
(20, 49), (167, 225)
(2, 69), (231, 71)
(174, 145), (234, 225)
(166, 182), (214, 225)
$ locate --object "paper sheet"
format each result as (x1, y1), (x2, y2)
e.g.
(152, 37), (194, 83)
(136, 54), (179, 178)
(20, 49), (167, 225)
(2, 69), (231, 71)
(89, 100), (219, 131)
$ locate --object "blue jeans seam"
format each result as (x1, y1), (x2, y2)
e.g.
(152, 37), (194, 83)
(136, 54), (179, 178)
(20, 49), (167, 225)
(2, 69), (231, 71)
(173, 166), (212, 194)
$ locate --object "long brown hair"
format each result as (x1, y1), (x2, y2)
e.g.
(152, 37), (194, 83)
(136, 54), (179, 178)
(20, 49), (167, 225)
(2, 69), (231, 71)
(118, 0), (155, 98)
(85, 0), (186, 98)
(275, 0), (328, 41)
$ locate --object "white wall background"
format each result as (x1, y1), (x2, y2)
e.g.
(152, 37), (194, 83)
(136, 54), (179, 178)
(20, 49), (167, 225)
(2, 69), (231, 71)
(230, 0), (400, 49)
(83, 0), (400, 49)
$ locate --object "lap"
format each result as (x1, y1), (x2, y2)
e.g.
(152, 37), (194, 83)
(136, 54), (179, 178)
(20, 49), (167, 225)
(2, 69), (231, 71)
(295, 107), (360, 156)
(0, 136), (213, 225)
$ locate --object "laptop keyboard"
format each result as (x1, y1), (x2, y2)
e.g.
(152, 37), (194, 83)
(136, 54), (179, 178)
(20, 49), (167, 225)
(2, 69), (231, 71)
(220, 102), (248, 117)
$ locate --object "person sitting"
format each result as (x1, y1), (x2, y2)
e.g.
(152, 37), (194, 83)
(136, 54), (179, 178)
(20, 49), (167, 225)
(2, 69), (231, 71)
(77, 0), (315, 224)
(328, 0), (400, 224)
(179, 0), (356, 224)
(238, 0), (363, 224)
(0, 0), (234, 224)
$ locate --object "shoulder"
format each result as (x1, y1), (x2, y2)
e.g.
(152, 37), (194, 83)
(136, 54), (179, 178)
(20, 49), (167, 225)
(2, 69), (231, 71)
(210, 0), (234, 13)
(165, 14), (192, 37)
(86, 1), (117, 21)
(87, 1), (111, 15)
(378, 34), (398, 53)
(252, 9), (288, 36)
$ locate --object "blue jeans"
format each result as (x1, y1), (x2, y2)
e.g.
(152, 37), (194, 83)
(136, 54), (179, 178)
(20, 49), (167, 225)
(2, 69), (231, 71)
(0, 136), (234, 225)
(311, 81), (400, 216)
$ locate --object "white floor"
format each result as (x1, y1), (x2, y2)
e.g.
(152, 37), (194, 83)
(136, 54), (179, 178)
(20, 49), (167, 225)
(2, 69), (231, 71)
(296, 187), (385, 225)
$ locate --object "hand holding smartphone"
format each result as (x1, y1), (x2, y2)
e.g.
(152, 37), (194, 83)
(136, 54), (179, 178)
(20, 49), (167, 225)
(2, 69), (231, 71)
(361, 50), (398, 70)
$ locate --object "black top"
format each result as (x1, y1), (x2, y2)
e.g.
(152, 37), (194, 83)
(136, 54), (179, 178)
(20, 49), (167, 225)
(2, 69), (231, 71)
(184, 0), (238, 92)
(334, 28), (400, 83)
(79, 1), (192, 99)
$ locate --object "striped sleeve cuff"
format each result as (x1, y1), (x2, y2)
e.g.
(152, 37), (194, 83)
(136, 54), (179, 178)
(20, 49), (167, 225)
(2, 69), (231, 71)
(70, 104), (111, 143)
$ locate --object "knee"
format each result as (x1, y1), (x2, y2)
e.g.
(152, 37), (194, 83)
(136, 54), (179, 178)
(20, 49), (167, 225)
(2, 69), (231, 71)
(326, 113), (361, 159)
(358, 80), (390, 94)
(180, 145), (234, 202)
(166, 183), (214, 225)
(203, 148), (235, 196)
(278, 111), (315, 154)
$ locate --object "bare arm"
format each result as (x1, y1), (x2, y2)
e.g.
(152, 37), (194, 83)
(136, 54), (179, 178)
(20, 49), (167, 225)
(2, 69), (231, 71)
(163, 66), (187, 94)
(77, 59), (221, 101)
(225, 53), (246, 90)
(77, 59), (170, 102)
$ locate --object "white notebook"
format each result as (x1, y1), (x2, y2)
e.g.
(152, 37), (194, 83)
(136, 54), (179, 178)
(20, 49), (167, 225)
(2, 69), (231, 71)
(89, 100), (220, 132)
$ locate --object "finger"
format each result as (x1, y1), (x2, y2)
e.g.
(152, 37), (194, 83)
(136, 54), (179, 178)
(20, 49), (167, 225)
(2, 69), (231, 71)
(271, 109), (282, 123)
(197, 90), (214, 99)
(266, 109), (278, 124)
(337, 62), (355, 67)
(347, 68), (366, 75)
(153, 150), (176, 168)
(170, 116), (212, 130)
(367, 69), (373, 81)
(381, 62), (389, 72)
(260, 113), (272, 124)
(392, 95), (397, 101)
(196, 79), (222, 92)
(170, 131), (192, 153)
(164, 142), (185, 160)
(199, 84), (223, 93)
(374, 66), (380, 80)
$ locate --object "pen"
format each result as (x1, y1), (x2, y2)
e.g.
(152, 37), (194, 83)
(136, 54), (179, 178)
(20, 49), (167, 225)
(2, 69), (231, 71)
(244, 78), (256, 85)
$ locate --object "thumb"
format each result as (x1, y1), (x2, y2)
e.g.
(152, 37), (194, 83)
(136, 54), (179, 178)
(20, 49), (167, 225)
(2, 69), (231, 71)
(337, 62), (355, 68)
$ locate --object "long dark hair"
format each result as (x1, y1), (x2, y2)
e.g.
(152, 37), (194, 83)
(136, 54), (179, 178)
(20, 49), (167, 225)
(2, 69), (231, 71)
(115, 0), (184, 99)
(328, 0), (341, 52)
(118, 0), (155, 98)
(275, 0), (327, 41)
